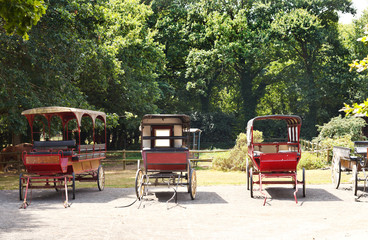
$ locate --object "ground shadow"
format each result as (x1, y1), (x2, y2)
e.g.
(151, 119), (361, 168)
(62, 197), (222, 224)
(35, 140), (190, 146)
(260, 186), (342, 203)
(148, 189), (228, 205)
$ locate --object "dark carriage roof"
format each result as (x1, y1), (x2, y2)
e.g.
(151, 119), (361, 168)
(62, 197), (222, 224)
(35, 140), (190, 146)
(142, 114), (190, 127)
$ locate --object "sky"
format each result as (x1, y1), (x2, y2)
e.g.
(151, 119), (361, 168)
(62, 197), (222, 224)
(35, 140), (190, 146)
(339, 0), (368, 24)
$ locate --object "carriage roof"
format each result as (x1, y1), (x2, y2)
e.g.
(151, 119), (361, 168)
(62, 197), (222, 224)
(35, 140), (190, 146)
(246, 115), (302, 146)
(22, 106), (106, 126)
(141, 114), (190, 128)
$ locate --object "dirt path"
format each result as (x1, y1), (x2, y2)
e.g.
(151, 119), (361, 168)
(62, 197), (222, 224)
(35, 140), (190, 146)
(1, 184), (368, 239)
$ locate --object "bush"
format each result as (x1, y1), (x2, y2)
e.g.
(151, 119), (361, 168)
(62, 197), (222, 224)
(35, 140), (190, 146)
(212, 131), (263, 171)
(315, 116), (366, 142)
(298, 152), (326, 170)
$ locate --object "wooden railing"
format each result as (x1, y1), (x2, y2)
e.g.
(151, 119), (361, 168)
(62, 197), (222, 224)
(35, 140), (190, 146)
(0, 149), (230, 173)
(300, 139), (331, 162)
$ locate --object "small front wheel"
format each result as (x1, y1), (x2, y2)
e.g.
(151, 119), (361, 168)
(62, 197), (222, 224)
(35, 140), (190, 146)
(97, 165), (105, 191)
(188, 168), (197, 200)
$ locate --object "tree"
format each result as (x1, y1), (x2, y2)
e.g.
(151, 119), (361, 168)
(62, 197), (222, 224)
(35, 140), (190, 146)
(0, 0), (47, 40)
(271, 0), (355, 138)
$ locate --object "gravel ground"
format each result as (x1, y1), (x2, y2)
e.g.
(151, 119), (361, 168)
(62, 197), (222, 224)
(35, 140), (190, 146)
(1, 184), (368, 240)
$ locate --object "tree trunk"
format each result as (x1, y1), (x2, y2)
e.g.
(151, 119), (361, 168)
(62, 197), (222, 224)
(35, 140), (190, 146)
(239, 71), (257, 128)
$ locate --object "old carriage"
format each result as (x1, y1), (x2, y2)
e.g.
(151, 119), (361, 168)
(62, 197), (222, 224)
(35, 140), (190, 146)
(332, 141), (368, 195)
(135, 114), (197, 201)
(20, 107), (106, 208)
(246, 115), (305, 205)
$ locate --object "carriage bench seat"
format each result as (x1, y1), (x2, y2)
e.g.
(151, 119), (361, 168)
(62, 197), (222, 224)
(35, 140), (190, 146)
(142, 147), (188, 152)
(33, 140), (76, 150)
(72, 144), (106, 161)
(28, 151), (74, 156)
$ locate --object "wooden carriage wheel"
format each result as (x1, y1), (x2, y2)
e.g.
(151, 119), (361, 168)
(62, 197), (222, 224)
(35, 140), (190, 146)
(352, 163), (358, 196)
(250, 168), (253, 198)
(331, 154), (341, 189)
(19, 173), (24, 201)
(71, 172), (76, 199)
(302, 168), (306, 197)
(188, 168), (197, 200)
(246, 158), (250, 190)
(97, 165), (105, 191)
(135, 169), (146, 200)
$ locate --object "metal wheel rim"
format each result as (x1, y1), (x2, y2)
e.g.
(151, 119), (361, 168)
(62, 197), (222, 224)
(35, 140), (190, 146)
(72, 172), (76, 199)
(302, 168), (306, 197)
(19, 173), (24, 201)
(331, 155), (341, 189)
(97, 165), (105, 191)
(190, 169), (197, 200)
(353, 164), (358, 196)
(246, 158), (249, 190)
(250, 168), (253, 198)
(135, 169), (145, 199)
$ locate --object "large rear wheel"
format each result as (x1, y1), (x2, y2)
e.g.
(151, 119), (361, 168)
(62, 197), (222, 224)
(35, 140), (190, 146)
(97, 165), (105, 191)
(72, 172), (76, 199)
(135, 169), (146, 200)
(250, 168), (253, 198)
(246, 158), (250, 190)
(19, 173), (24, 201)
(352, 163), (358, 196)
(331, 154), (341, 189)
(302, 168), (306, 197)
(188, 168), (197, 200)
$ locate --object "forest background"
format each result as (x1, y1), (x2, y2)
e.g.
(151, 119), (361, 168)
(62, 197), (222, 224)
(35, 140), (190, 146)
(1, 0), (368, 150)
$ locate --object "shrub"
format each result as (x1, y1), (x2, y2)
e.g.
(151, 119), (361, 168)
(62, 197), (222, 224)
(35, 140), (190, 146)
(298, 152), (326, 170)
(212, 131), (263, 171)
(315, 116), (366, 142)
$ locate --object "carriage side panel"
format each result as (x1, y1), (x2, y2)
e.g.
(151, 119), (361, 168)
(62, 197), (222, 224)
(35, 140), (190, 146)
(143, 150), (188, 171)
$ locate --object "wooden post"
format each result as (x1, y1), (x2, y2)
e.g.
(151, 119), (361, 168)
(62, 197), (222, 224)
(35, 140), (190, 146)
(327, 149), (330, 163)
(123, 149), (126, 170)
(17, 152), (21, 173)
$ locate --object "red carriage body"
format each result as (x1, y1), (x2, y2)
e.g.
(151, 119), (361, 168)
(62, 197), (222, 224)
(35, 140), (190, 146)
(19, 106), (107, 208)
(135, 114), (197, 201)
(246, 115), (305, 204)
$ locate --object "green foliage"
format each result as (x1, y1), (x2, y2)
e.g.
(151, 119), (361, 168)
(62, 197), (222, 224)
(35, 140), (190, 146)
(315, 116), (366, 142)
(190, 111), (237, 149)
(298, 152), (326, 170)
(0, 0), (47, 40)
(318, 134), (355, 150)
(212, 131), (263, 171)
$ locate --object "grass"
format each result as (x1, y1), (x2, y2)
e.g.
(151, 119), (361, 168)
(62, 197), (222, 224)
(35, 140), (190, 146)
(0, 162), (359, 190)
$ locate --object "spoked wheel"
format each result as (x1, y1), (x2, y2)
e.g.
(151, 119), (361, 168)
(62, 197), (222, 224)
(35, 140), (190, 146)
(135, 169), (146, 200)
(188, 168), (197, 200)
(250, 168), (253, 198)
(302, 167), (306, 197)
(331, 154), (341, 189)
(72, 172), (76, 200)
(352, 163), (358, 196)
(97, 165), (105, 191)
(19, 173), (24, 201)
(246, 158), (250, 190)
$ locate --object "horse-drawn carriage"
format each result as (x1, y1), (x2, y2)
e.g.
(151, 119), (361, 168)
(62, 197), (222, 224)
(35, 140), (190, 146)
(246, 115), (305, 205)
(20, 107), (107, 208)
(135, 114), (197, 201)
(332, 141), (368, 195)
